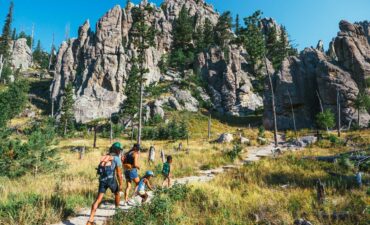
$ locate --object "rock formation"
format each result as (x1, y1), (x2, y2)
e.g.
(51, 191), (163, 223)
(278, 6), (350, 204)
(50, 0), (261, 123)
(264, 20), (370, 130)
(10, 38), (32, 71)
(196, 46), (263, 116)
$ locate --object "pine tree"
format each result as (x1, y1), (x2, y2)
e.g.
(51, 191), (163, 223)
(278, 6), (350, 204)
(121, 59), (140, 120)
(203, 18), (214, 49)
(194, 24), (205, 52)
(12, 28), (16, 40)
(265, 26), (281, 70)
(214, 11), (233, 49)
(60, 83), (74, 136)
(32, 40), (49, 69)
(170, 5), (195, 70)
(234, 14), (240, 35)
(131, 5), (156, 144)
(241, 11), (266, 68)
(354, 91), (370, 126)
(0, 1), (14, 61)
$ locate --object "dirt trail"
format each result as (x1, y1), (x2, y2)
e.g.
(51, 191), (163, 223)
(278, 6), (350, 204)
(52, 142), (300, 225)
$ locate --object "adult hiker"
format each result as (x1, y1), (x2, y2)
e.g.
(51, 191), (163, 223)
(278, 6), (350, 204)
(162, 155), (173, 188)
(148, 145), (155, 165)
(87, 142), (123, 225)
(137, 170), (155, 203)
(122, 143), (141, 204)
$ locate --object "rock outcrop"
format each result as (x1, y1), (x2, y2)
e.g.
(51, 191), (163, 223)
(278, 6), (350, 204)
(50, 0), (222, 123)
(264, 20), (370, 130)
(197, 46), (263, 116)
(10, 38), (32, 71)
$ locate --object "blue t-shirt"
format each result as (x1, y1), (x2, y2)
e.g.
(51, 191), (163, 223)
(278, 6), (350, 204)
(113, 156), (122, 167)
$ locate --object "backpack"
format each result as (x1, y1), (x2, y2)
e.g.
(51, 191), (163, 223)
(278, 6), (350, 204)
(97, 155), (116, 180)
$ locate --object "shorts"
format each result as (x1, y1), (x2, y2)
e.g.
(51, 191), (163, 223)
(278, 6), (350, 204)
(125, 168), (139, 182)
(162, 172), (169, 179)
(98, 178), (119, 194)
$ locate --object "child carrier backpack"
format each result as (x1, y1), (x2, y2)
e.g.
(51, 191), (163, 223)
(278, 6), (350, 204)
(96, 155), (116, 180)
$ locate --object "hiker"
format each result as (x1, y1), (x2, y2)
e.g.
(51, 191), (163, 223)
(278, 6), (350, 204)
(122, 143), (141, 204)
(87, 142), (123, 225)
(148, 145), (155, 165)
(137, 171), (155, 203)
(162, 155), (173, 188)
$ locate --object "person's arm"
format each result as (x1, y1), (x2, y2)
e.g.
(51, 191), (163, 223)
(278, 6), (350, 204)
(116, 166), (123, 191)
(134, 152), (140, 170)
(145, 179), (154, 191)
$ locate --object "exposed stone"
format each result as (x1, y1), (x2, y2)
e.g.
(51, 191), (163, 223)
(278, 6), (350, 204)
(172, 87), (199, 112)
(196, 45), (263, 116)
(316, 40), (324, 52)
(217, 133), (234, 143)
(10, 38), (32, 71)
(240, 137), (250, 145)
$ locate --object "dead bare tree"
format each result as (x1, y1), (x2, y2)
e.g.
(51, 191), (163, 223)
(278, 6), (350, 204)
(208, 113), (211, 140)
(337, 88), (341, 137)
(0, 55), (4, 81)
(264, 58), (278, 147)
(287, 91), (297, 140)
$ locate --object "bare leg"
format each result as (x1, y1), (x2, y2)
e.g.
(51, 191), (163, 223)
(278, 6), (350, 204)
(87, 193), (104, 223)
(124, 181), (131, 202)
(168, 177), (171, 187)
(114, 192), (120, 208)
(132, 177), (140, 198)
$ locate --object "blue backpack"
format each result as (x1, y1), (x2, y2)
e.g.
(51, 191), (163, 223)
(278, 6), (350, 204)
(97, 156), (116, 180)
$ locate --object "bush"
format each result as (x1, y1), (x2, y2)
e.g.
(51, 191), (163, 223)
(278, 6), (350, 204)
(138, 120), (188, 141)
(225, 145), (242, 162)
(316, 109), (335, 130)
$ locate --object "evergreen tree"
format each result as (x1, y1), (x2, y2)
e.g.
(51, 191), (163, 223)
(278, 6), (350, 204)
(131, 5), (156, 144)
(32, 40), (49, 69)
(214, 11), (233, 49)
(194, 24), (205, 52)
(265, 26), (281, 70)
(60, 83), (74, 136)
(170, 5), (194, 70)
(18, 31), (32, 48)
(241, 11), (266, 68)
(0, 80), (29, 128)
(121, 59), (140, 120)
(0, 1), (14, 61)
(234, 14), (240, 34)
(354, 91), (370, 126)
(203, 18), (214, 49)
(316, 109), (335, 131)
(11, 28), (16, 40)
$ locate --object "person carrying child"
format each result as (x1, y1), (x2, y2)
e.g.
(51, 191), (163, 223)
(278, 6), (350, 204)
(162, 155), (173, 188)
(86, 142), (123, 225)
(137, 171), (155, 203)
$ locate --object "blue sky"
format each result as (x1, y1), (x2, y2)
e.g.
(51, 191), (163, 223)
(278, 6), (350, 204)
(0, 0), (369, 52)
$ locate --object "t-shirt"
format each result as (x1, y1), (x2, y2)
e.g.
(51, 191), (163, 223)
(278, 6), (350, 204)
(113, 156), (122, 167)
(162, 162), (171, 175)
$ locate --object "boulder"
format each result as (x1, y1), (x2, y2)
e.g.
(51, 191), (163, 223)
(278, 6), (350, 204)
(240, 137), (250, 145)
(172, 87), (199, 112)
(217, 133), (234, 143)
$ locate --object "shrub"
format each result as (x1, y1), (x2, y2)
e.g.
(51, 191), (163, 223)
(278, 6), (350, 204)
(225, 145), (242, 162)
(138, 120), (188, 141)
(316, 109), (335, 130)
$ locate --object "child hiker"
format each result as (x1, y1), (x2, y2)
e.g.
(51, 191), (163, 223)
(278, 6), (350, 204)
(87, 142), (123, 225)
(137, 171), (155, 203)
(162, 155), (173, 188)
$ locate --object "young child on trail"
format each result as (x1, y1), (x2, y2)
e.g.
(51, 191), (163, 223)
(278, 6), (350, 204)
(162, 155), (173, 188)
(137, 171), (155, 203)
(121, 143), (141, 205)
(87, 142), (123, 225)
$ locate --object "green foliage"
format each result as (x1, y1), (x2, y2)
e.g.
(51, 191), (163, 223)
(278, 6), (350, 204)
(32, 40), (50, 69)
(336, 156), (355, 172)
(0, 63), (12, 82)
(170, 5), (195, 70)
(60, 83), (75, 135)
(158, 54), (169, 74)
(17, 31), (33, 48)
(138, 120), (188, 141)
(112, 184), (189, 225)
(213, 11), (233, 49)
(354, 91), (370, 125)
(146, 114), (163, 126)
(365, 77), (370, 88)
(121, 60), (140, 119)
(234, 14), (240, 34)
(240, 11), (266, 68)
(258, 126), (266, 138)
(225, 145), (242, 162)
(0, 118), (60, 178)
(145, 83), (169, 98)
(316, 109), (335, 130)
(0, 1), (14, 61)
(0, 80), (29, 128)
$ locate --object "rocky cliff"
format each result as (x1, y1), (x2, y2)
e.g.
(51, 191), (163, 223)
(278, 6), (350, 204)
(10, 38), (32, 71)
(264, 20), (370, 130)
(50, 0), (265, 123)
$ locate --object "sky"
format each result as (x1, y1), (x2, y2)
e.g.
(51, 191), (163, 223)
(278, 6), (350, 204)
(0, 0), (369, 52)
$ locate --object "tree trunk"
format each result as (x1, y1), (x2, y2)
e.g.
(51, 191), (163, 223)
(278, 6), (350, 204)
(93, 125), (98, 148)
(358, 108), (360, 128)
(316, 90), (328, 131)
(51, 97), (54, 117)
(0, 55), (4, 81)
(287, 91), (297, 140)
(63, 120), (67, 136)
(110, 117), (113, 144)
(337, 89), (341, 137)
(208, 113), (211, 140)
(137, 68), (144, 145)
(264, 58), (278, 147)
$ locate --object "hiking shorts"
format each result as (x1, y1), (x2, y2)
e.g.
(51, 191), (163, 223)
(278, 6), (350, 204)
(98, 178), (119, 194)
(124, 168), (138, 182)
(162, 172), (169, 179)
